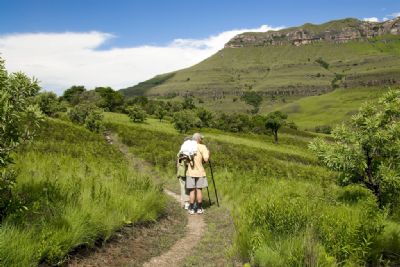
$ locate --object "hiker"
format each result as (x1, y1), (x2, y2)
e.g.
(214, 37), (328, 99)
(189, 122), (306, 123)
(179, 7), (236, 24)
(177, 137), (192, 209)
(186, 133), (210, 215)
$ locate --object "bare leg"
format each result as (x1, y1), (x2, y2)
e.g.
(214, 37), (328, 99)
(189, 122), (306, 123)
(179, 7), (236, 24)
(189, 189), (196, 204)
(196, 189), (203, 204)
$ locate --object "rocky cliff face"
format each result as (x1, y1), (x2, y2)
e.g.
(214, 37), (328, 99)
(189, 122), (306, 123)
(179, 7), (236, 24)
(225, 17), (400, 48)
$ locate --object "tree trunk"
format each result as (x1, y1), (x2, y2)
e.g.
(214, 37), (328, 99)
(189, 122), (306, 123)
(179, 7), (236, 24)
(274, 130), (278, 143)
(365, 150), (382, 207)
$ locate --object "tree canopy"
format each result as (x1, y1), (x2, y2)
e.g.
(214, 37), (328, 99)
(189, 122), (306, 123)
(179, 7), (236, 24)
(265, 111), (288, 143)
(310, 90), (400, 207)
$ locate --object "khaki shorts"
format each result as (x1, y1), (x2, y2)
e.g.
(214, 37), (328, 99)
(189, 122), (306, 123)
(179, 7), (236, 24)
(186, 176), (208, 189)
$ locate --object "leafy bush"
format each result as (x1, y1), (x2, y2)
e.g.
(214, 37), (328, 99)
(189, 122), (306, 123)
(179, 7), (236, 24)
(287, 121), (298, 130)
(0, 57), (44, 219)
(94, 86), (124, 112)
(84, 108), (104, 133)
(241, 91), (262, 113)
(61, 85), (86, 105)
(34, 92), (60, 117)
(310, 90), (400, 208)
(155, 107), (167, 122)
(197, 107), (214, 128)
(315, 57), (329, 69)
(68, 103), (104, 132)
(214, 113), (252, 133)
(315, 125), (332, 134)
(127, 105), (147, 123)
(182, 97), (196, 109)
(172, 110), (200, 133)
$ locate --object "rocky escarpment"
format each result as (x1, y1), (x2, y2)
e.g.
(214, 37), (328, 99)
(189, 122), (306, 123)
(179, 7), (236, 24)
(226, 17), (400, 48)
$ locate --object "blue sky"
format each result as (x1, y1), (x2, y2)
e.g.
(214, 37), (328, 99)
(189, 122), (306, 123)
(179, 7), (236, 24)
(1, 0), (399, 47)
(0, 0), (399, 93)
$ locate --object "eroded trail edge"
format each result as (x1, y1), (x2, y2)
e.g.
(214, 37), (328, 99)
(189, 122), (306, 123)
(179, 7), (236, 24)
(108, 132), (206, 267)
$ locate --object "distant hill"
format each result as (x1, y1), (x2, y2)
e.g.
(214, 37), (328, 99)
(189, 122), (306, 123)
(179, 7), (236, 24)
(120, 17), (400, 101)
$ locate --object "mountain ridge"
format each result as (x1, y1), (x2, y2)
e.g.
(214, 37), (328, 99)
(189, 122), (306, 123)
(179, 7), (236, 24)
(225, 17), (400, 48)
(120, 17), (400, 102)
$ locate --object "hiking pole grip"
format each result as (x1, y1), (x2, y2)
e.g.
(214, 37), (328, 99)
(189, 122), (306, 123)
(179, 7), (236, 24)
(209, 160), (220, 207)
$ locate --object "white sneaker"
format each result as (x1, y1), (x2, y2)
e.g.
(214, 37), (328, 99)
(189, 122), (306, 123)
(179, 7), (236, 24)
(188, 208), (195, 215)
(184, 202), (190, 210)
(196, 208), (204, 214)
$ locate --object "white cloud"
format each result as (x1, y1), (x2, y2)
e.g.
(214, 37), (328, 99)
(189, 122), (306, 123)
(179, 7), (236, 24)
(362, 17), (379, 22)
(0, 25), (281, 94)
(390, 12), (400, 18)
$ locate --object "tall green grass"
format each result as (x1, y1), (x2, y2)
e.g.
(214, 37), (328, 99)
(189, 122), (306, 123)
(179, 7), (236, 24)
(104, 113), (399, 266)
(0, 119), (164, 266)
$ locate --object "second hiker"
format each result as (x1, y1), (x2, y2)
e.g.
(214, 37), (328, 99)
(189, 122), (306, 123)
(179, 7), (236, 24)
(186, 133), (210, 215)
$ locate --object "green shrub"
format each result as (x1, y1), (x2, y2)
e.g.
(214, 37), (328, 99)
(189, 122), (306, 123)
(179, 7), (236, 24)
(315, 57), (329, 69)
(84, 109), (104, 133)
(310, 90), (400, 208)
(68, 103), (104, 132)
(127, 105), (147, 123)
(314, 125), (332, 134)
(0, 57), (44, 219)
(34, 92), (60, 117)
(172, 110), (200, 133)
(241, 91), (262, 113)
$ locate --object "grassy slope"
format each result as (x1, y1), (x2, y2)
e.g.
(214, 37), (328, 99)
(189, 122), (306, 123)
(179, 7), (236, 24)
(104, 113), (399, 266)
(121, 36), (400, 98)
(0, 119), (164, 266)
(273, 87), (392, 130)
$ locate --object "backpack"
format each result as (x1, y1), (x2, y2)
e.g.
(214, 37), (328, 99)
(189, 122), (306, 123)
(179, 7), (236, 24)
(176, 154), (190, 178)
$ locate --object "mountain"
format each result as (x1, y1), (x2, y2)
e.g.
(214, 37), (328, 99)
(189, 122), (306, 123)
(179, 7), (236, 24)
(120, 17), (400, 102)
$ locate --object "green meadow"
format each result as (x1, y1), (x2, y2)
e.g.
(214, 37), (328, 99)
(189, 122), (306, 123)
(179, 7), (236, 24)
(272, 87), (392, 130)
(104, 112), (400, 266)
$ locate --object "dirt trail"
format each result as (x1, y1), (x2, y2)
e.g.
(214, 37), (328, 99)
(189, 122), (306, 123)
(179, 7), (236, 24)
(108, 132), (207, 267)
(143, 189), (206, 267)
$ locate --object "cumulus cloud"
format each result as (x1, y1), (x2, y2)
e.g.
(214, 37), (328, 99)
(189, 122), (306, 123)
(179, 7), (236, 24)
(0, 25), (281, 94)
(362, 17), (380, 22)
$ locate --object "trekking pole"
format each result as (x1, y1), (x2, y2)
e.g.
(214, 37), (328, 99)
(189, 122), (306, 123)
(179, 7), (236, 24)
(208, 160), (220, 207)
(206, 186), (212, 207)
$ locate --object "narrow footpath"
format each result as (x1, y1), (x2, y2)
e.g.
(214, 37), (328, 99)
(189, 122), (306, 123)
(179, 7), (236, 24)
(111, 132), (206, 267)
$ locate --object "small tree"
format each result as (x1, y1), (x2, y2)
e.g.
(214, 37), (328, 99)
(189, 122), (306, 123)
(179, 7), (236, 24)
(61, 85), (86, 105)
(68, 103), (103, 132)
(155, 107), (167, 122)
(197, 108), (214, 128)
(34, 92), (59, 117)
(265, 111), (288, 143)
(182, 97), (195, 110)
(241, 91), (263, 114)
(309, 90), (400, 207)
(84, 109), (104, 133)
(94, 86), (124, 112)
(127, 105), (147, 123)
(0, 58), (44, 218)
(172, 110), (199, 133)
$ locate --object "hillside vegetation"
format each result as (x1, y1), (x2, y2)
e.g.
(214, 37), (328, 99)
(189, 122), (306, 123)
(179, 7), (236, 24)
(0, 119), (164, 266)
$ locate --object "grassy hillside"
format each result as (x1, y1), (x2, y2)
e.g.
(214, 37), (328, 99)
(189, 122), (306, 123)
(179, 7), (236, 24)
(272, 86), (392, 130)
(104, 113), (400, 266)
(121, 36), (400, 99)
(0, 119), (164, 266)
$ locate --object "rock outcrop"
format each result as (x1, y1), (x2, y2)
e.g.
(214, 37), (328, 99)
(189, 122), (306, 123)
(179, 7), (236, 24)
(225, 17), (400, 48)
